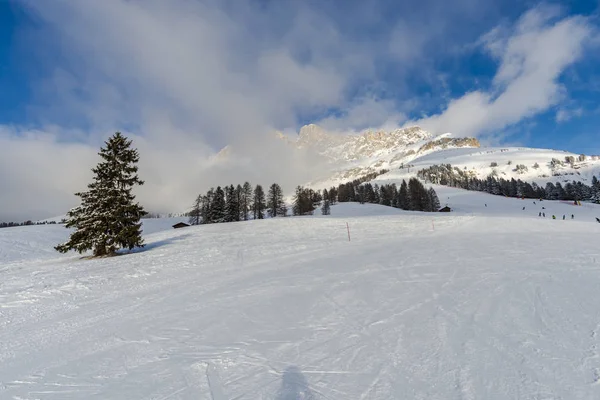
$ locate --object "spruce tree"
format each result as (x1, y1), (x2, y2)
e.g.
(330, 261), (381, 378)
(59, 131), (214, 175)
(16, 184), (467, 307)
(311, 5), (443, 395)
(321, 199), (331, 215)
(201, 189), (214, 224)
(292, 186), (304, 216)
(592, 176), (600, 204)
(428, 187), (441, 211)
(253, 184), (266, 219)
(267, 183), (285, 217)
(211, 186), (226, 223)
(224, 184), (239, 222)
(189, 194), (202, 225)
(241, 182), (253, 221)
(398, 180), (409, 210)
(408, 178), (429, 211)
(55, 132), (147, 257)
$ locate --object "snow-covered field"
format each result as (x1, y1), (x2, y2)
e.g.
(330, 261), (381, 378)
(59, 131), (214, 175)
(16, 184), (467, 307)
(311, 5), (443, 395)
(2, 194), (600, 399)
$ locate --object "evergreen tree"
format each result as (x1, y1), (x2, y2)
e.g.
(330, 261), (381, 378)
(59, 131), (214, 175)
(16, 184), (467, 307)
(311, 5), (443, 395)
(241, 182), (253, 221)
(328, 187), (338, 204)
(398, 180), (409, 210)
(188, 194), (202, 225)
(253, 184), (266, 219)
(428, 187), (441, 211)
(201, 189), (214, 224)
(592, 176), (600, 203)
(322, 188), (329, 203)
(408, 178), (429, 211)
(211, 186), (226, 223)
(267, 183), (285, 217)
(224, 185), (239, 222)
(321, 199), (331, 215)
(55, 132), (147, 257)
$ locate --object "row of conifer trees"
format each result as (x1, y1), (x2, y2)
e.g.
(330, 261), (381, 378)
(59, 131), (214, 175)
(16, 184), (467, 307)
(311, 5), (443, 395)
(190, 174), (442, 224)
(417, 163), (600, 203)
(329, 178), (441, 212)
(188, 183), (286, 225)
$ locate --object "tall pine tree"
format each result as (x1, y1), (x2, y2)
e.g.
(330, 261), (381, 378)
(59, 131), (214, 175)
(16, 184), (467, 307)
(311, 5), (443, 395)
(211, 186), (226, 223)
(591, 176), (600, 204)
(428, 187), (441, 211)
(224, 184), (239, 222)
(398, 180), (409, 210)
(55, 132), (147, 257)
(188, 194), (202, 225)
(241, 182), (253, 221)
(321, 199), (331, 215)
(253, 184), (266, 219)
(267, 183), (285, 217)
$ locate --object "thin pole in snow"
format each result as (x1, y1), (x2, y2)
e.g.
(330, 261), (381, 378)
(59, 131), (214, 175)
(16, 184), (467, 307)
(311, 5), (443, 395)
(346, 222), (351, 241)
(431, 219), (435, 231)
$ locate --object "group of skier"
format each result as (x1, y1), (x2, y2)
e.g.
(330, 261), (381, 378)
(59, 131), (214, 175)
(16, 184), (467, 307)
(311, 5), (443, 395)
(484, 198), (599, 222)
(539, 212), (574, 220)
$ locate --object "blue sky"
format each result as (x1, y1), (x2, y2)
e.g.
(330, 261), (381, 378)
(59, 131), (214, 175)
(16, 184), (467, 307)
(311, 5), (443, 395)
(1, 0), (599, 219)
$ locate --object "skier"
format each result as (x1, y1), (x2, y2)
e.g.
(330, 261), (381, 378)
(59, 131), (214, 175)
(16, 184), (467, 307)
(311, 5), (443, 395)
(539, 212), (542, 217)
(533, 201), (536, 205)
(596, 217), (600, 223)
(571, 214), (574, 220)
(485, 203), (487, 207)
(543, 212), (545, 217)
(563, 215), (565, 220)
(552, 215), (556, 219)
(522, 206), (526, 210)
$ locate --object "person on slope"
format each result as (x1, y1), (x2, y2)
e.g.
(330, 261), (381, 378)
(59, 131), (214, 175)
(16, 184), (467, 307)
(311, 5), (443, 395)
(539, 212), (542, 217)
(552, 215), (556, 219)
(543, 212), (546, 217)
(571, 214), (574, 220)
(563, 215), (566, 220)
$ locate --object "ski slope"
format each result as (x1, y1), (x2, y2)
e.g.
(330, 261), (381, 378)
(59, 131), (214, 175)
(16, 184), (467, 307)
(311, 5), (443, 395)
(2, 197), (600, 399)
(392, 146), (600, 185)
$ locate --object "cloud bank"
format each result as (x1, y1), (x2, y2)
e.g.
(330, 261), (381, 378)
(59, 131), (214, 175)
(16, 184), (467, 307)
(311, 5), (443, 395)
(0, 1), (596, 220)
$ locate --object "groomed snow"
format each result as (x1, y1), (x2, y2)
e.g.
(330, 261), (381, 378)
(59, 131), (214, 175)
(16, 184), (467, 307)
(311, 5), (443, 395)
(1, 196), (600, 399)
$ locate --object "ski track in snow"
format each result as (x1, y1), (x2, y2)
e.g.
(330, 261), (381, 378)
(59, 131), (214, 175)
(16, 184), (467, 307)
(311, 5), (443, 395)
(1, 198), (600, 399)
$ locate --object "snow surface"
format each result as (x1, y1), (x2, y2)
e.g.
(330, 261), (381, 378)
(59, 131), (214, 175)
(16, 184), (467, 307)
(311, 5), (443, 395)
(311, 142), (600, 191)
(2, 196), (600, 399)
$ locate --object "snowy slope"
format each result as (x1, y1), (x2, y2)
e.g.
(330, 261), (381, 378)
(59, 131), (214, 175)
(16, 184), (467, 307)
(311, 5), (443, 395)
(405, 146), (600, 184)
(0, 218), (186, 264)
(275, 124), (600, 190)
(2, 197), (600, 399)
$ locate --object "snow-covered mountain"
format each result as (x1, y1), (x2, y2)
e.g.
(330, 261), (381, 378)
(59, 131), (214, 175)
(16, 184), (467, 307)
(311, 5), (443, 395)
(278, 124), (600, 189)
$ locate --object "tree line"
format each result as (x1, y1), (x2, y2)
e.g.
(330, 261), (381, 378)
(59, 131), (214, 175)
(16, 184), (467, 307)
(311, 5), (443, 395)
(329, 177), (440, 212)
(417, 163), (600, 203)
(0, 220), (61, 229)
(191, 168), (441, 224)
(188, 183), (287, 225)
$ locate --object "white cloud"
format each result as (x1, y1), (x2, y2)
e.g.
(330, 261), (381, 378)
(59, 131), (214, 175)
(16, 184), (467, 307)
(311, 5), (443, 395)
(407, 5), (595, 138)
(2, 0), (362, 220)
(555, 107), (584, 122)
(1, 2), (597, 220)
(317, 97), (408, 133)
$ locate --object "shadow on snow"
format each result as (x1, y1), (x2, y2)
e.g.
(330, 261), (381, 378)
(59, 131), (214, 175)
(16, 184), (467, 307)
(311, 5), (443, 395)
(275, 366), (316, 400)
(122, 233), (192, 255)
